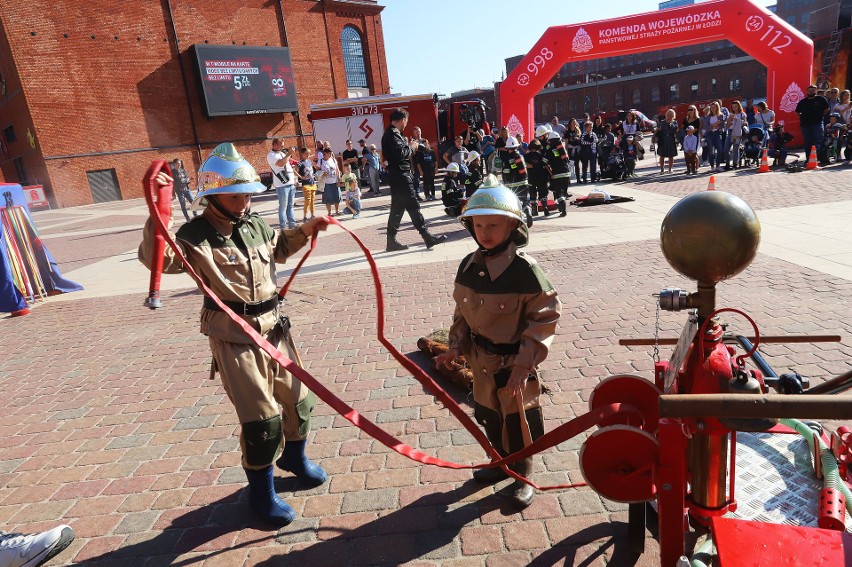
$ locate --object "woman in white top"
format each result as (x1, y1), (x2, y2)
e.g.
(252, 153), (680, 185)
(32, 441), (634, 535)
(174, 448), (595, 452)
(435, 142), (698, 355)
(725, 100), (747, 169)
(755, 101), (775, 130)
(319, 148), (341, 216)
(834, 90), (851, 126)
(706, 101), (725, 172)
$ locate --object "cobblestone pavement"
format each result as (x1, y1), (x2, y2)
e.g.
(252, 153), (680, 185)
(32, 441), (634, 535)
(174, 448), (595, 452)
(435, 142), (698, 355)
(1, 156), (851, 566)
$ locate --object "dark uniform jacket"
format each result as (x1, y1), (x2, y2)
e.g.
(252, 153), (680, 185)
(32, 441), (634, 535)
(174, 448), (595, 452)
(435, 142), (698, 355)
(381, 125), (411, 175)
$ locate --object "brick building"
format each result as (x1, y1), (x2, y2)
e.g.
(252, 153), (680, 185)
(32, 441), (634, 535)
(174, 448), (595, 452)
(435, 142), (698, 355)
(500, 0), (850, 127)
(0, 0), (388, 207)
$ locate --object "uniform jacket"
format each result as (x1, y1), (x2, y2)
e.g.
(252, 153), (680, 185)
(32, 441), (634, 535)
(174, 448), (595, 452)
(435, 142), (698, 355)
(138, 212), (308, 343)
(448, 244), (561, 377)
(381, 125), (411, 175)
(501, 150), (527, 187)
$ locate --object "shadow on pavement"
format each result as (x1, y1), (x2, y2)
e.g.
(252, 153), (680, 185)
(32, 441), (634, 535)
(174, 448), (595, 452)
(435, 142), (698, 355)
(254, 482), (518, 567)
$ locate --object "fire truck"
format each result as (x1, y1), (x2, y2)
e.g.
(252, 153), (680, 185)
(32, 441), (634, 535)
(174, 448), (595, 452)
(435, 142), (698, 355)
(307, 93), (489, 162)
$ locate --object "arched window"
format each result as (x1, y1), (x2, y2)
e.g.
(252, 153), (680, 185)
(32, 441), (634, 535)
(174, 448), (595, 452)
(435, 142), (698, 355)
(710, 77), (718, 94)
(632, 89), (641, 105)
(669, 83), (680, 101)
(754, 70), (766, 91)
(614, 91), (623, 107)
(341, 26), (368, 90)
(598, 94), (606, 110)
(651, 85), (661, 103)
(555, 100), (562, 114)
(568, 99), (577, 112)
(729, 75), (741, 92)
(691, 80), (699, 96)
(541, 102), (549, 119)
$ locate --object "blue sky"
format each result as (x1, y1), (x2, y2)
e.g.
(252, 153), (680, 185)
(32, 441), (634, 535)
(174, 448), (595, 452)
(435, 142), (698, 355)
(381, 0), (778, 97)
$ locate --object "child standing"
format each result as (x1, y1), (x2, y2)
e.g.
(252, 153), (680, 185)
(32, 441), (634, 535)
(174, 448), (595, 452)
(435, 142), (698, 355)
(341, 169), (362, 218)
(139, 143), (329, 527)
(418, 140), (438, 200)
(523, 140), (549, 217)
(320, 148), (341, 216)
(435, 176), (561, 509)
(623, 135), (639, 177)
(579, 121), (598, 183)
(682, 125), (699, 175)
(297, 148), (316, 221)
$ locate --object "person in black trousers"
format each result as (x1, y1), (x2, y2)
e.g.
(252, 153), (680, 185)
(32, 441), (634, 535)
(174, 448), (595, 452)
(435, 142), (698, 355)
(382, 108), (447, 252)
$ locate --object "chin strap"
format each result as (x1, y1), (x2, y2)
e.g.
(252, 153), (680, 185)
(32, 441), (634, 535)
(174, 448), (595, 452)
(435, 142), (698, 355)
(206, 195), (248, 224)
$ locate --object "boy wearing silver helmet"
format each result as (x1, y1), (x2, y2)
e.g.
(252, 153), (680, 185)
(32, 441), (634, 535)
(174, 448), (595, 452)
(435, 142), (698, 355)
(435, 175), (561, 508)
(139, 143), (329, 526)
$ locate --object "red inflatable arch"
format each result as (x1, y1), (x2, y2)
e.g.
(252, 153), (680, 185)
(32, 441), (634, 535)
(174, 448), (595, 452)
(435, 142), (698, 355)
(500, 0), (813, 143)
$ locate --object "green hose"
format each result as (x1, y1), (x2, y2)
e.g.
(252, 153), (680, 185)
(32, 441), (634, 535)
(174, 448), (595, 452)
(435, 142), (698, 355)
(687, 420), (849, 566)
(690, 538), (715, 567)
(780, 418), (852, 516)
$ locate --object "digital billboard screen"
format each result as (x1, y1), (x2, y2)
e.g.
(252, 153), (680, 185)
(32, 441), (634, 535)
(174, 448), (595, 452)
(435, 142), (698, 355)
(191, 44), (299, 117)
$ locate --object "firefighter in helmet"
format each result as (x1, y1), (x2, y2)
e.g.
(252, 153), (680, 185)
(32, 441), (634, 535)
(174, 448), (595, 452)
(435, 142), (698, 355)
(543, 130), (572, 217)
(139, 143), (330, 527)
(500, 136), (533, 227)
(435, 175), (561, 508)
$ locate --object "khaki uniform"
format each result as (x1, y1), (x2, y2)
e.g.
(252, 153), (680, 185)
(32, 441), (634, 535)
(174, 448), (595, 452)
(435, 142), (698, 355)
(448, 244), (561, 455)
(139, 211), (315, 470)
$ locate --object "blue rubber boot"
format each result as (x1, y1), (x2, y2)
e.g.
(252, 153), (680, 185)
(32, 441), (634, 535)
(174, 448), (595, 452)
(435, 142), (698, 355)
(244, 466), (296, 526)
(276, 440), (327, 486)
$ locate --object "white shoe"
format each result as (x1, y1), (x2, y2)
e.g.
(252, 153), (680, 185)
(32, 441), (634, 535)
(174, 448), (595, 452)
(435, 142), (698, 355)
(0, 525), (75, 567)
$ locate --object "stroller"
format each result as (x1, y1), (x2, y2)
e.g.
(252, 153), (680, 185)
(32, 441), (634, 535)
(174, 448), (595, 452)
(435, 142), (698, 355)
(599, 148), (628, 181)
(742, 123), (766, 167)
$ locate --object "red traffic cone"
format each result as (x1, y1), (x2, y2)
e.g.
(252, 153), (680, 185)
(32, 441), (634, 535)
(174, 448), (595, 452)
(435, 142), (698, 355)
(706, 175), (716, 191)
(758, 148), (770, 173)
(805, 145), (819, 170)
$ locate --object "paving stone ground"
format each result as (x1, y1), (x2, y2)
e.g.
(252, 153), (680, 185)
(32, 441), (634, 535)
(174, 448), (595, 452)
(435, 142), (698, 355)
(2, 155), (852, 566)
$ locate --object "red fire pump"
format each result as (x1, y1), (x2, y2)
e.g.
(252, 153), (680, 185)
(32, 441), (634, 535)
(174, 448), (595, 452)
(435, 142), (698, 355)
(576, 191), (852, 566)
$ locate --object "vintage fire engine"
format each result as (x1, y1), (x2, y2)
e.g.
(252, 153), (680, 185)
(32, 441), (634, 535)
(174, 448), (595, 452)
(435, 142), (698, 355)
(578, 190), (852, 566)
(307, 93), (489, 161)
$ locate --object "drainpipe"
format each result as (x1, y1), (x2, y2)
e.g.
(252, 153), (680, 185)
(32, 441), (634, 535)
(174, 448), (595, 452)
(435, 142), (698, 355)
(164, 0), (203, 165)
(277, 0), (305, 145)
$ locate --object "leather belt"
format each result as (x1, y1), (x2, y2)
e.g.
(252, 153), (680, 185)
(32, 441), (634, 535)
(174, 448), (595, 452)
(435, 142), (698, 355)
(471, 332), (520, 355)
(203, 296), (278, 316)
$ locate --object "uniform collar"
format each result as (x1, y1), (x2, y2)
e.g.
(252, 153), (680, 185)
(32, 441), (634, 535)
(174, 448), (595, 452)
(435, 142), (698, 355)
(203, 207), (243, 238)
(462, 242), (518, 281)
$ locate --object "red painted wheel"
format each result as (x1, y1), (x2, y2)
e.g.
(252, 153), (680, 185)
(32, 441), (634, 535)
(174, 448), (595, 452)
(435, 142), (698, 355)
(580, 425), (659, 503)
(589, 374), (661, 433)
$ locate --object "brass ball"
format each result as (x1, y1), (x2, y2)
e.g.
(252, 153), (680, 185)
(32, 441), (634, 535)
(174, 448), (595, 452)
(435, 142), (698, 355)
(660, 191), (760, 284)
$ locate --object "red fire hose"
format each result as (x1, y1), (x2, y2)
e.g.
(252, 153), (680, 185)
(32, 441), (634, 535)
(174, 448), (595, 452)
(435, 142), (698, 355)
(141, 162), (641, 488)
(143, 160), (174, 309)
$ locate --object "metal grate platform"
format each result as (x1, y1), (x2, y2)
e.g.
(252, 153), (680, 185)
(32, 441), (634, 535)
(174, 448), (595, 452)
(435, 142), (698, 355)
(729, 432), (852, 531)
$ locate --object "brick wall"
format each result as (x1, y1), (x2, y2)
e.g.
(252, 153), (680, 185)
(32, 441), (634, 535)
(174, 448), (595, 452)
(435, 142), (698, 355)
(0, 0), (387, 208)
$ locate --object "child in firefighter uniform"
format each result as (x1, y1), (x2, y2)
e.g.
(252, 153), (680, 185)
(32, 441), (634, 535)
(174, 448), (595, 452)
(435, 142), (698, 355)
(138, 143), (329, 527)
(543, 131), (571, 217)
(499, 136), (534, 228)
(435, 176), (561, 508)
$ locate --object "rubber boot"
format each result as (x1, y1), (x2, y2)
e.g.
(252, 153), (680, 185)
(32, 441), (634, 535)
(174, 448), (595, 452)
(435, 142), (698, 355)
(523, 206), (534, 228)
(386, 238), (409, 252)
(558, 198), (567, 217)
(421, 231), (447, 249)
(244, 466), (296, 526)
(276, 439), (327, 487)
(472, 445), (508, 484)
(507, 458), (535, 508)
(540, 198), (550, 216)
